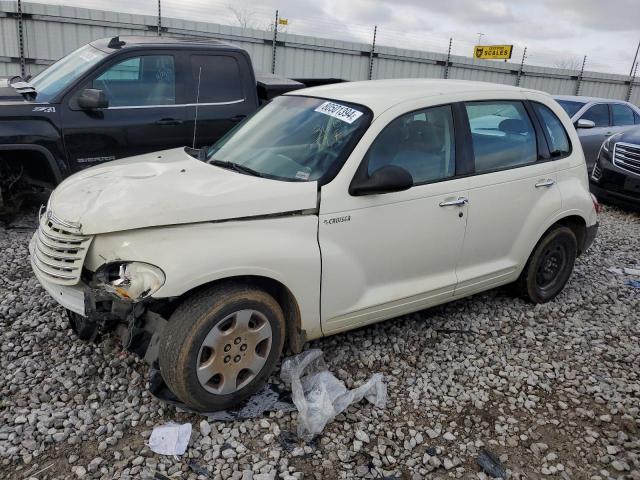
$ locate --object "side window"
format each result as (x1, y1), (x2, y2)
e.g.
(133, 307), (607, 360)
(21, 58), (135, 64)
(635, 111), (640, 125)
(366, 105), (456, 184)
(189, 55), (244, 103)
(465, 101), (537, 174)
(92, 55), (175, 107)
(580, 104), (609, 127)
(611, 104), (635, 126)
(532, 103), (571, 156)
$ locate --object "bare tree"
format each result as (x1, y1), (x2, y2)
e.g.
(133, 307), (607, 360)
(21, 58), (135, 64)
(227, 3), (258, 29)
(553, 55), (583, 71)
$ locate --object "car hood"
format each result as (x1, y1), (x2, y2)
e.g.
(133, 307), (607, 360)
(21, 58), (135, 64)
(48, 148), (319, 235)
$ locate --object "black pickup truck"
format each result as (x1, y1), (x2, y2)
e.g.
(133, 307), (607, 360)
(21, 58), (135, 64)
(0, 35), (333, 208)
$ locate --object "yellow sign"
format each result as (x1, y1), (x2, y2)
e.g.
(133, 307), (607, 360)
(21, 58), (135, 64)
(278, 18), (289, 25)
(473, 45), (513, 60)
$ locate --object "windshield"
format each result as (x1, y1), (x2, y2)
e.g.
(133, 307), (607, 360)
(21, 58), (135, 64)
(30, 44), (107, 102)
(205, 96), (371, 183)
(556, 100), (586, 118)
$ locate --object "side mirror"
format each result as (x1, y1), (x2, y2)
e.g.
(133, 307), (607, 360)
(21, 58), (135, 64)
(78, 88), (108, 110)
(350, 165), (413, 196)
(576, 118), (595, 129)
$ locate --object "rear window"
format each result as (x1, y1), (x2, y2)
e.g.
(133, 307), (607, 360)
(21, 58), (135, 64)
(556, 100), (585, 118)
(189, 55), (244, 104)
(532, 103), (571, 157)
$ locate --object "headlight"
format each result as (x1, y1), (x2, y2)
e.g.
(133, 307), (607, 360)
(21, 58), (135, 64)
(95, 262), (165, 301)
(602, 133), (623, 153)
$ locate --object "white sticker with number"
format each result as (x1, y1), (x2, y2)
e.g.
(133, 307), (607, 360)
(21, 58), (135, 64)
(0, 79), (9, 88)
(314, 101), (363, 124)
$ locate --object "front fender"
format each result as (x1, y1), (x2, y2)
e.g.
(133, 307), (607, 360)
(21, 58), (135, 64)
(84, 215), (322, 340)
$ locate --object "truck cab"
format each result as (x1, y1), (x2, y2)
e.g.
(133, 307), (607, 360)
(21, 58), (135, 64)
(0, 36), (302, 209)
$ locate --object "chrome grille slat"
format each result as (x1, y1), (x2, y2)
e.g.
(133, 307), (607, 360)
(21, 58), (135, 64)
(613, 142), (640, 177)
(32, 212), (92, 286)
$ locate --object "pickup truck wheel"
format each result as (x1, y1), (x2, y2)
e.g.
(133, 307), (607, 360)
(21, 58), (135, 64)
(158, 284), (285, 412)
(516, 226), (577, 303)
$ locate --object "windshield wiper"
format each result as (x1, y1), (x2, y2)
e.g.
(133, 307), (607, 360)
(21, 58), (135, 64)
(208, 159), (264, 178)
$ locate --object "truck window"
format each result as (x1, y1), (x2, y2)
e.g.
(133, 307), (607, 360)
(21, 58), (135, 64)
(189, 55), (244, 104)
(92, 55), (176, 107)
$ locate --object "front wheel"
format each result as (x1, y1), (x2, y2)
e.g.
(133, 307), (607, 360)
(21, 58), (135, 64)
(158, 283), (285, 411)
(515, 226), (577, 303)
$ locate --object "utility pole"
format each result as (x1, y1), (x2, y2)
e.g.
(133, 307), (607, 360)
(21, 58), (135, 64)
(630, 40), (640, 77)
(476, 33), (485, 45)
(157, 0), (162, 36)
(368, 25), (377, 80)
(271, 10), (278, 74)
(16, 0), (25, 77)
(575, 55), (587, 95)
(516, 47), (527, 87)
(443, 38), (453, 79)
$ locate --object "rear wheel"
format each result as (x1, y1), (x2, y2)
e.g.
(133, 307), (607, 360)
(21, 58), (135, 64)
(515, 226), (577, 303)
(158, 283), (285, 411)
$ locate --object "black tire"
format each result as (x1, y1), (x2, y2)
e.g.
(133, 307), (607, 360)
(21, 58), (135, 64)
(158, 283), (285, 412)
(515, 226), (577, 303)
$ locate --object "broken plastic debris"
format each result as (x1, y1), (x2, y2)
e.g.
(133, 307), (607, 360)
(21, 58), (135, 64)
(607, 267), (640, 275)
(280, 349), (387, 441)
(148, 422), (192, 456)
(625, 279), (640, 289)
(148, 368), (295, 420)
(476, 449), (507, 479)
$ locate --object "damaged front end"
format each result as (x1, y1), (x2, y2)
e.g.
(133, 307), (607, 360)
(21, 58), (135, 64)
(76, 261), (170, 364)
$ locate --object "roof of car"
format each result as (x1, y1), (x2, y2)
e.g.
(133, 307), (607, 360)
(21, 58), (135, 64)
(91, 36), (240, 52)
(553, 94), (630, 104)
(289, 79), (535, 115)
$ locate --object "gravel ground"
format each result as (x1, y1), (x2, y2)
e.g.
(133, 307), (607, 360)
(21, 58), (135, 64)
(1, 206), (639, 480)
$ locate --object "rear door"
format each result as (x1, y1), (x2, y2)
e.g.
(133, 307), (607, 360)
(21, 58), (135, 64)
(454, 100), (562, 297)
(62, 51), (190, 170)
(577, 103), (612, 168)
(184, 52), (258, 148)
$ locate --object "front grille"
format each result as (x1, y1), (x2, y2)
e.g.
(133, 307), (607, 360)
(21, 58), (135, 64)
(32, 211), (92, 286)
(613, 142), (640, 176)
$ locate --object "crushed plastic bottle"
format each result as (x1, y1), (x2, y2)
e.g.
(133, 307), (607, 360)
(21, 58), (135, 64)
(280, 349), (387, 441)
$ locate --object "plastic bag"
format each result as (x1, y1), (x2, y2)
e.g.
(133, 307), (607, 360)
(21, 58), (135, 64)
(148, 422), (192, 456)
(280, 349), (387, 440)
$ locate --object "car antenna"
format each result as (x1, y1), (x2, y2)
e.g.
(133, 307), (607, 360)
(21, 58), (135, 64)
(107, 36), (126, 49)
(192, 66), (202, 149)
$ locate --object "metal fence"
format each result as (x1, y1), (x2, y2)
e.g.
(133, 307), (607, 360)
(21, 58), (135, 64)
(1, 0), (638, 105)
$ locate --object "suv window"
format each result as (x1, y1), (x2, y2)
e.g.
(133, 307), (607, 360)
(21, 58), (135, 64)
(93, 55), (175, 107)
(465, 101), (537, 173)
(580, 103), (609, 127)
(366, 105), (456, 184)
(611, 104), (635, 126)
(189, 55), (244, 103)
(532, 103), (571, 157)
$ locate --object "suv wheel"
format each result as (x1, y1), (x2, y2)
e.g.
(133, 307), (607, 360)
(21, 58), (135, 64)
(158, 283), (285, 411)
(515, 226), (577, 303)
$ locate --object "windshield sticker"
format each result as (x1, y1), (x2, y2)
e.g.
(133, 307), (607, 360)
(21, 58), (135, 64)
(295, 169), (311, 180)
(0, 79), (9, 88)
(79, 50), (98, 62)
(314, 101), (363, 124)
(33, 106), (56, 113)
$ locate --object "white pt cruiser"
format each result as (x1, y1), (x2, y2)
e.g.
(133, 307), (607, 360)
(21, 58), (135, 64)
(31, 79), (598, 411)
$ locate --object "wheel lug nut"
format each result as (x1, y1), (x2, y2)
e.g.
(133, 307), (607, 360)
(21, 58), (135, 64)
(234, 355), (241, 363)
(240, 344), (247, 351)
(234, 337), (241, 345)
(224, 355), (230, 363)
(224, 344), (231, 352)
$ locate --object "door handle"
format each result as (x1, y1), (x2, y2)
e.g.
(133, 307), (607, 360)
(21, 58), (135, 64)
(439, 196), (469, 207)
(230, 115), (246, 123)
(535, 179), (555, 188)
(155, 118), (183, 125)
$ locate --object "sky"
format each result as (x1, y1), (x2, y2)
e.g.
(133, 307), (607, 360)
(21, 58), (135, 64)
(38, 0), (640, 74)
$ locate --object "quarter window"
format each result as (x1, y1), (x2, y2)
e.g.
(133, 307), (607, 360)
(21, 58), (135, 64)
(532, 103), (571, 157)
(465, 101), (537, 173)
(580, 104), (609, 127)
(611, 104), (635, 126)
(189, 55), (244, 103)
(92, 55), (175, 107)
(366, 105), (456, 184)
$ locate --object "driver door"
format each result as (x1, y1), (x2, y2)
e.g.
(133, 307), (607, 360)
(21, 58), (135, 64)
(61, 52), (190, 171)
